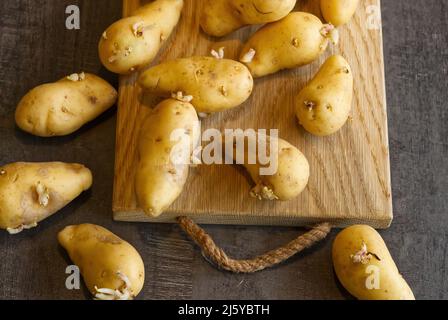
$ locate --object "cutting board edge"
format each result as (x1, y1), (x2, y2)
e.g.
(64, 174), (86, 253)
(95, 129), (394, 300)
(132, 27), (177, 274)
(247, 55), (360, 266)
(113, 209), (393, 229)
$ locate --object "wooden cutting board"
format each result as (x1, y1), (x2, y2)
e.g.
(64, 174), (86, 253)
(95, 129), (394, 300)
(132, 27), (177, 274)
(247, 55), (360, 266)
(113, 0), (393, 229)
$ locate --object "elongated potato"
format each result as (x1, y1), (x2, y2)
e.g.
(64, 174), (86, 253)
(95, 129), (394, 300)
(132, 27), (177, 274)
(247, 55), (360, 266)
(136, 99), (199, 217)
(201, 0), (297, 37)
(321, 0), (360, 27)
(0, 162), (92, 234)
(333, 225), (415, 300)
(58, 224), (145, 300)
(232, 134), (309, 201)
(15, 73), (117, 137)
(296, 55), (353, 136)
(99, 0), (184, 74)
(239, 12), (338, 78)
(138, 57), (254, 113)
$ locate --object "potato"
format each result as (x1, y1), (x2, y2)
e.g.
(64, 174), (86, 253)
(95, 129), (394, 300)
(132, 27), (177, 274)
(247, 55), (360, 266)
(232, 134), (309, 201)
(58, 224), (145, 300)
(296, 55), (353, 136)
(321, 0), (360, 27)
(239, 12), (339, 78)
(332, 225), (415, 300)
(138, 57), (254, 114)
(0, 162), (92, 234)
(136, 99), (199, 217)
(98, 0), (184, 75)
(201, 0), (296, 37)
(15, 72), (117, 137)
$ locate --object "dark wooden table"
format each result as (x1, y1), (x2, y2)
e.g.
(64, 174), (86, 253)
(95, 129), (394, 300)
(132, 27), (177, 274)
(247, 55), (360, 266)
(0, 0), (447, 300)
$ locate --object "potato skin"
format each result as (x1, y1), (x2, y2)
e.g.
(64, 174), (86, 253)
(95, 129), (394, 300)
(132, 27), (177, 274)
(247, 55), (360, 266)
(296, 55), (353, 136)
(321, 0), (360, 27)
(99, 0), (184, 75)
(238, 136), (310, 201)
(239, 12), (331, 78)
(138, 57), (253, 113)
(201, 0), (296, 37)
(136, 99), (199, 217)
(332, 225), (415, 300)
(15, 73), (117, 137)
(58, 224), (145, 300)
(0, 162), (92, 232)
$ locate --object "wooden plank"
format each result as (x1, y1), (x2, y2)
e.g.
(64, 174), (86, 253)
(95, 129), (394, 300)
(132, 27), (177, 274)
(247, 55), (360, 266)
(113, 0), (393, 228)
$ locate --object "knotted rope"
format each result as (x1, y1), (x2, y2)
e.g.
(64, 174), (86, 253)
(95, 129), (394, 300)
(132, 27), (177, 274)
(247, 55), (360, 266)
(177, 216), (332, 273)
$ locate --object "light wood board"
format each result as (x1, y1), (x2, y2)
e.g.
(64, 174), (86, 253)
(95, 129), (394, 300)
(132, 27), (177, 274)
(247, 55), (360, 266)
(113, 0), (393, 228)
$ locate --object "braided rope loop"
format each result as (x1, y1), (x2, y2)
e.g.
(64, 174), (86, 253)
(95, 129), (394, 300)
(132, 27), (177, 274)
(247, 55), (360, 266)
(177, 216), (332, 273)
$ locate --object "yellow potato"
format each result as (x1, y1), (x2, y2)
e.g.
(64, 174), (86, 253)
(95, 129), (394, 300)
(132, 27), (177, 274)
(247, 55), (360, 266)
(333, 225), (415, 300)
(296, 55), (353, 136)
(201, 0), (297, 37)
(136, 99), (199, 217)
(99, 0), (184, 74)
(0, 162), (92, 234)
(321, 0), (360, 27)
(58, 224), (145, 300)
(239, 12), (338, 78)
(15, 73), (117, 137)
(233, 134), (309, 201)
(138, 56), (254, 113)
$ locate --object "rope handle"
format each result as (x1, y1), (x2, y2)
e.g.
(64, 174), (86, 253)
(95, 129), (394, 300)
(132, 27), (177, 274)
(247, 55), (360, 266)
(177, 216), (332, 273)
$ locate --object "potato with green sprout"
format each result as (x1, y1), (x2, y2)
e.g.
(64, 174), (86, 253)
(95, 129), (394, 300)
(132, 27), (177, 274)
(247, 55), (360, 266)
(59, 224), (145, 300)
(0, 162), (92, 234)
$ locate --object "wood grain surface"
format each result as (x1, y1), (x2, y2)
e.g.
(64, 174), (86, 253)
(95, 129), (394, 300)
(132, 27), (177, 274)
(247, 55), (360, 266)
(113, 0), (393, 228)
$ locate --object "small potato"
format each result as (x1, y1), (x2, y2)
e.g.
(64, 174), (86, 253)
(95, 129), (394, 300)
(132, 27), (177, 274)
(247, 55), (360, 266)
(233, 135), (309, 201)
(139, 57), (254, 113)
(321, 0), (360, 27)
(99, 0), (184, 75)
(136, 99), (199, 217)
(333, 225), (415, 300)
(58, 224), (145, 300)
(15, 73), (117, 137)
(0, 162), (92, 234)
(201, 0), (296, 37)
(138, 57), (254, 113)
(239, 12), (338, 78)
(296, 55), (353, 136)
